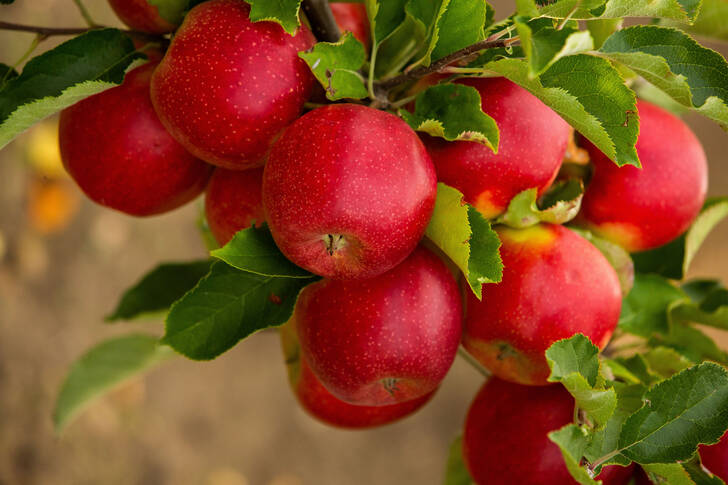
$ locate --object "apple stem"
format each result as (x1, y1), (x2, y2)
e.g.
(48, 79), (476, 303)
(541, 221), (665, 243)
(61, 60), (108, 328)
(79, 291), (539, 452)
(457, 347), (492, 378)
(301, 0), (341, 43)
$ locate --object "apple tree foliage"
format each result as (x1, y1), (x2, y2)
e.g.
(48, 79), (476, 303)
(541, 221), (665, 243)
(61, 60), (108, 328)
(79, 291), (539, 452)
(2, 0), (728, 482)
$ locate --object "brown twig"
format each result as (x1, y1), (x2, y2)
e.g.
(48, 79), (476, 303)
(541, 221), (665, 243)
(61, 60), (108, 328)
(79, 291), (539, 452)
(375, 36), (519, 91)
(0, 21), (167, 46)
(301, 0), (341, 43)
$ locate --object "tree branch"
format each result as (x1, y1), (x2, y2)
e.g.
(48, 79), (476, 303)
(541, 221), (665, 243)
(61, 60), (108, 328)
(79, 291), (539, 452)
(375, 36), (519, 91)
(301, 0), (341, 43)
(0, 21), (166, 46)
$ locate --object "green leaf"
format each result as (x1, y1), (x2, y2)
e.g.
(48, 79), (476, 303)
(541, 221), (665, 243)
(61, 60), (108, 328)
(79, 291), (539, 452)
(443, 436), (474, 485)
(0, 29), (142, 150)
(570, 228), (634, 296)
(425, 183), (503, 299)
(619, 273), (686, 337)
(546, 335), (617, 428)
(483, 56), (640, 167)
(147, 0), (188, 25)
(599, 26), (728, 128)
(107, 260), (214, 321)
(654, 320), (728, 364)
(0, 63), (18, 91)
(663, 0), (728, 42)
(671, 279), (728, 330)
(516, 17), (594, 78)
(368, 0), (410, 44)
(399, 83), (499, 149)
(299, 32), (368, 100)
(162, 262), (314, 360)
(244, 0), (302, 35)
(53, 334), (173, 432)
(588, 18), (624, 50)
(618, 362), (728, 463)
(641, 463), (696, 485)
(683, 456), (727, 485)
(549, 424), (599, 485)
(538, 0), (701, 23)
(211, 225), (316, 278)
(633, 199), (728, 280)
(498, 179), (583, 229)
(417, 0), (488, 67)
(643, 347), (693, 378)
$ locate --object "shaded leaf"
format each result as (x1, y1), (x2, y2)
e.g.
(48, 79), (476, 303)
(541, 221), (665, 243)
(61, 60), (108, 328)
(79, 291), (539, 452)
(299, 32), (368, 100)
(498, 179), (583, 229)
(443, 436), (474, 485)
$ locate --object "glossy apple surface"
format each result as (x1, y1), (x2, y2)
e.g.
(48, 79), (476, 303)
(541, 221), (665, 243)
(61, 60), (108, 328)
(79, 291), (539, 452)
(263, 103), (436, 280)
(330, 3), (370, 49)
(700, 430), (728, 481)
(280, 319), (433, 429)
(295, 246), (462, 405)
(59, 62), (212, 217)
(464, 378), (634, 485)
(579, 100), (708, 252)
(463, 224), (621, 385)
(204, 167), (265, 246)
(151, 0), (315, 169)
(422, 77), (571, 219)
(108, 0), (183, 34)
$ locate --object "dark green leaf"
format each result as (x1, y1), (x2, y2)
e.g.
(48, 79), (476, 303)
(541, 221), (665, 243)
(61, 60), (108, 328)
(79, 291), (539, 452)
(107, 260), (214, 321)
(162, 262), (314, 360)
(299, 32), (368, 100)
(0, 63), (18, 90)
(618, 362), (728, 463)
(148, 0), (188, 24)
(425, 183), (503, 299)
(619, 273), (685, 337)
(443, 436), (474, 485)
(54, 334), (173, 432)
(0, 29), (142, 149)
(244, 0), (302, 35)
(516, 17), (594, 77)
(400, 83), (499, 149)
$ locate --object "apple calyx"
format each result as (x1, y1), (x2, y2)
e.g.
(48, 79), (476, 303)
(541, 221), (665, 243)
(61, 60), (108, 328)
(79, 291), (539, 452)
(381, 378), (401, 396)
(323, 234), (348, 256)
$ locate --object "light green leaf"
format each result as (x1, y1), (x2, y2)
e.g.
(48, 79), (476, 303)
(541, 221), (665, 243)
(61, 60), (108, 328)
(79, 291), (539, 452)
(498, 179), (583, 229)
(588, 18), (624, 50)
(0, 29), (142, 149)
(425, 183), (502, 299)
(443, 436), (474, 485)
(211, 225), (316, 278)
(483, 56), (639, 167)
(663, 0), (728, 42)
(399, 83), (499, 149)
(548, 424), (599, 485)
(599, 26), (728, 128)
(643, 347), (693, 378)
(244, 0), (302, 35)
(538, 0), (701, 23)
(53, 334), (173, 432)
(162, 262), (314, 360)
(618, 362), (728, 463)
(106, 260), (214, 321)
(299, 32), (368, 100)
(641, 463), (696, 485)
(516, 17), (594, 78)
(148, 0), (187, 25)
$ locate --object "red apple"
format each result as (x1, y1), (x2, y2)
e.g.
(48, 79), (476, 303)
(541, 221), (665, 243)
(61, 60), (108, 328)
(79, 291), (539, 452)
(204, 167), (265, 246)
(578, 100), (708, 252)
(463, 224), (621, 385)
(151, 0), (315, 169)
(279, 318), (433, 429)
(294, 246), (462, 406)
(422, 77), (572, 219)
(59, 62), (212, 217)
(330, 3), (370, 50)
(700, 430), (728, 481)
(108, 0), (183, 34)
(263, 103), (436, 280)
(464, 378), (634, 485)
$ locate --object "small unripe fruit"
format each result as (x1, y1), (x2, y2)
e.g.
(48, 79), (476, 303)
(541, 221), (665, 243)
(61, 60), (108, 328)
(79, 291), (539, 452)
(59, 62), (212, 217)
(295, 246), (462, 406)
(204, 168), (265, 246)
(263, 104), (436, 280)
(423, 77), (571, 219)
(463, 224), (621, 385)
(579, 100), (708, 252)
(151, 0), (315, 169)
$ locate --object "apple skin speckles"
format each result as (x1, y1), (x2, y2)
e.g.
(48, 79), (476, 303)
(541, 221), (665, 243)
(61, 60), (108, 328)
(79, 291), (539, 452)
(150, 0), (316, 170)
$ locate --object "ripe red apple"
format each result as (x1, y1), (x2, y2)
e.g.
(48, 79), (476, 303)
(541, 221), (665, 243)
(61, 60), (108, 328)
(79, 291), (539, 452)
(463, 224), (621, 385)
(294, 246), (462, 406)
(578, 100), (708, 252)
(263, 103), (436, 279)
(464, 378), (634, 485)
(422, 77), (572, 219)
(151, 0), (315, 169)
(108, 0), (183, 34)
(279, 319), (433, 429)
(700, 430), (728, 481)
(59, 62), (212, 217)
(204, 167), (265, 246)
(330, 3), (370, 49)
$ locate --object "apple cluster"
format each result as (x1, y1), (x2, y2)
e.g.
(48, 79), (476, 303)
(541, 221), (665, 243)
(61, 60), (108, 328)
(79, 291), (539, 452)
(57, 1), (721, 483)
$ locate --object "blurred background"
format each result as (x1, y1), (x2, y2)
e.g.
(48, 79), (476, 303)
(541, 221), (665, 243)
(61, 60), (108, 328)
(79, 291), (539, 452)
(0, 2), (727, 484)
